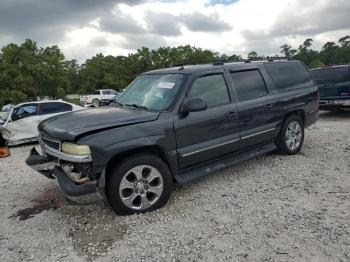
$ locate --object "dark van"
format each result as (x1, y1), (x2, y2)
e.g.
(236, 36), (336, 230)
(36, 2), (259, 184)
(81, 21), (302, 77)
(27, 60), (319, 215)
(310, 65), (350, 111)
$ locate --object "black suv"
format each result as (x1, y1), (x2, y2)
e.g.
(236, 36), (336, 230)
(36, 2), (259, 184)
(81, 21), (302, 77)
(310, 65), (350, 111)
(27, 60), (319, 215)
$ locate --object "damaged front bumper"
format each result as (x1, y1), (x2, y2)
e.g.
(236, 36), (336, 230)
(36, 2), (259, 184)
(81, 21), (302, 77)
(26, 147), (100, 204)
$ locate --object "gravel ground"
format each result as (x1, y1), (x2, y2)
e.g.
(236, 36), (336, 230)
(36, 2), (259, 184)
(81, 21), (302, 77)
(0, 111), (349, 262)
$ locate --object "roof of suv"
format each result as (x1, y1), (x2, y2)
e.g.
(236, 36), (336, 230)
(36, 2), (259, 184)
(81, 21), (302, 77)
(144, 60), (300, 75)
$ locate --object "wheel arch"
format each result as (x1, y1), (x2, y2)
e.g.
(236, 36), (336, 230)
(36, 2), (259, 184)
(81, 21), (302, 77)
(99, 145), (176, 193)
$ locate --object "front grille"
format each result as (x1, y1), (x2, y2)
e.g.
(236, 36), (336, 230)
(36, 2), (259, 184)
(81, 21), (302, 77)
(40, 135), (60, 150)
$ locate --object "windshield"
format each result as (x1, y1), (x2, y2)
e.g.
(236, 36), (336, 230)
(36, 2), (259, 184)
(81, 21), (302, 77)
(117, 74), (184, 111)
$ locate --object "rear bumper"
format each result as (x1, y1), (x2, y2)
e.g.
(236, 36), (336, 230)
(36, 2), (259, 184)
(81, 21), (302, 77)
(320, 99), (350, 108)
(26, 147), (100, 204)
(305, 110), (319, 128)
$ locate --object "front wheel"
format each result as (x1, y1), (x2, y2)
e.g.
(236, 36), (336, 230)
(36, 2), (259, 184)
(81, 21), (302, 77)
(275, 115), (304, 155)
(106, 154), (173, 215)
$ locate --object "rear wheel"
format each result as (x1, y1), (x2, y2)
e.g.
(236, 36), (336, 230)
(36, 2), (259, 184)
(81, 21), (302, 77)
(106, 154), (173, 215)
(275, 115), (304, 155)
(92, 99), (100, 107)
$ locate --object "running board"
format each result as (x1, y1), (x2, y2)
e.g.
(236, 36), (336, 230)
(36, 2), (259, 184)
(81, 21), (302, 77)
(174, 142), (276, 184)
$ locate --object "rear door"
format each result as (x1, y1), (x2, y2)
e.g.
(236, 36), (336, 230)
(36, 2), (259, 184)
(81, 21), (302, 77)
(174, 72), (240, 169)
(230, 68), (279, 148)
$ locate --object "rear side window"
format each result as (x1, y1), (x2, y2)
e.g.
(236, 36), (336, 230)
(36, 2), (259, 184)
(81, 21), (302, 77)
(93, 90), (100, 95)
(265, 62), (313, 91)
(231, 70), (267, 101)
(310, 67), (349, 84)
(188, 74), (230, 108)
(39, 102), (72, 115)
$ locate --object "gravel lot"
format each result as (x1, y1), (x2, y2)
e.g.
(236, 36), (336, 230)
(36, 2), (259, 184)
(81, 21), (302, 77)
(0, 111), (349, 262)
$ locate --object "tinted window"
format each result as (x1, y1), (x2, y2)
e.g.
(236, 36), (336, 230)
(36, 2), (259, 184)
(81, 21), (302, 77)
(12, 104), (38, 121)
(310, 67), (349, 84)
(265, 62), (313, 91)
(188, 74), (230, 108)
(102, 90), (109, 95)
(93, 91), (100, 95)
(231, 70), (267, 101)
(39, 102), (72, 115)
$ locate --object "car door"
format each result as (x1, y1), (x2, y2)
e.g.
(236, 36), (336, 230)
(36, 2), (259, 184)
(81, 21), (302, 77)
(5, 103), (40, 142)
(230, 69), (279, 149)
(174, 72), (240, 169)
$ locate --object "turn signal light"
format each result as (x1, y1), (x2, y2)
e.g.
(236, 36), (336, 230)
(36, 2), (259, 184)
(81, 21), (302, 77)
(0, 147), (10, 158)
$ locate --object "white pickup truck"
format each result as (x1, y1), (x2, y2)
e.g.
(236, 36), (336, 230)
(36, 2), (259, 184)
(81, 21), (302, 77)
(80, 89), (120, 107)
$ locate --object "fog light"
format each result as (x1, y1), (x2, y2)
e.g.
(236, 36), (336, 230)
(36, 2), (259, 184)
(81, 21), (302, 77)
(0, 147), (10, 158)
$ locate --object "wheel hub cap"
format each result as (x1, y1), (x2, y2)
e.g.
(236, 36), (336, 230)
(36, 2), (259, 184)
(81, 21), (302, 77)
(119, 165), (164, 210)
(285, 121), (302, 151)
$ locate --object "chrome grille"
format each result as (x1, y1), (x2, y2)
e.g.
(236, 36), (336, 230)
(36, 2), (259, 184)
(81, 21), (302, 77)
(40, 135), (60, 151)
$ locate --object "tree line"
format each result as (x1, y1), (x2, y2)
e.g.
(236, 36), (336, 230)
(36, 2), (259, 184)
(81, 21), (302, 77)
(0, 36), (349, 106)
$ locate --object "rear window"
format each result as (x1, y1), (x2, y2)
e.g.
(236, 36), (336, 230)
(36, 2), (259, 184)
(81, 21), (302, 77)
(231, 70), (267, 101)
(310, 67), (349, 84)
(39, 102), (72, 115)
(265, 62), (313, 91)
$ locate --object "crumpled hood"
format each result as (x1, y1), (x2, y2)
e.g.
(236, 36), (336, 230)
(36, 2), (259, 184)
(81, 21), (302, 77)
(38, 107), (160, 141)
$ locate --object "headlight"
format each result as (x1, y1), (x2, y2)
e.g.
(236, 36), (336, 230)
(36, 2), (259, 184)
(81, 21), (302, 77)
(61, 143), (91, 155)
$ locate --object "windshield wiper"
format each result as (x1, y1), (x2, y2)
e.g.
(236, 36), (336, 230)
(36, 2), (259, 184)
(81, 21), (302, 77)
(125, 104), (148, 110)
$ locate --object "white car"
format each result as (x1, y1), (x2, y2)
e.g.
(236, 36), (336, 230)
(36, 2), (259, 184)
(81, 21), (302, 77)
(80, 89), (120, 107)
(0, 100), (84, 146)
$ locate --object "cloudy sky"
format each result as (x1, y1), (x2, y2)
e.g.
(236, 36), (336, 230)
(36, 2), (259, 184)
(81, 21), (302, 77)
(0, 0), (349, 62)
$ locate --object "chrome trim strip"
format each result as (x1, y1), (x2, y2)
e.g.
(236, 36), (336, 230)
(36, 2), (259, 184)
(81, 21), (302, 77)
(241, 127), (276, 140)
(182, 138), (240, 157)
(44, 144), (92, 163)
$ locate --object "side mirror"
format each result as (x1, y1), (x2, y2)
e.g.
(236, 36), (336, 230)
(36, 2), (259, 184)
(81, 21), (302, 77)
(181, 97), (207, 113)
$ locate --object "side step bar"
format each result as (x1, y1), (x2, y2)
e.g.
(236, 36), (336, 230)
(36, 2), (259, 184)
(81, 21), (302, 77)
(174, 142), (276, 184)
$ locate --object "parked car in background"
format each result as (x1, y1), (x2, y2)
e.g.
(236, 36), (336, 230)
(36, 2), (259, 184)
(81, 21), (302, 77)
(0, 100), (84, 146)
(26, 60), (318, 215)
(310, 65), (350, 111)
(80, 89), (120, 107)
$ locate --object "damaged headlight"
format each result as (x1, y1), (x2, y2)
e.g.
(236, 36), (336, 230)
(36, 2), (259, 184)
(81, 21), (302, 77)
(61, 143), (91, 155)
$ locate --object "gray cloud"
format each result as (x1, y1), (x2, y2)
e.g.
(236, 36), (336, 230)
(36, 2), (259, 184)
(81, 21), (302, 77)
(120, 33), (167, 50)
(181, 12), (232, 32)
(0, 0), (145, 44)
(145, 12), (182, 36)
(242, 0), (350, 41)
(99, 14), (146, 34)
(144, 11), (232, 36)
(89, 36), (110, 47)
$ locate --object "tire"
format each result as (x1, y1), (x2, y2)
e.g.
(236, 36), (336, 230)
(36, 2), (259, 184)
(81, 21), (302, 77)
(275, 115), (304, 155)
(92, 99), (100, 107)
(106, 153), (173, 215)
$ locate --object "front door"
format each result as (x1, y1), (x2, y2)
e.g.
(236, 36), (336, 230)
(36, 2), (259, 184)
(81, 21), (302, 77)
(174, 73), (240, 169)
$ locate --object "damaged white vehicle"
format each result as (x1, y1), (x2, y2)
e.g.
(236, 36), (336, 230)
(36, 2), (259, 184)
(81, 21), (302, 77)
(0, 100), (84, 146)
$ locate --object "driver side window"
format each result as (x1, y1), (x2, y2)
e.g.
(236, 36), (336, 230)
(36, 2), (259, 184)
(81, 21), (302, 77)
(188, 74), (230, 108)
(12, 104), (38, 121)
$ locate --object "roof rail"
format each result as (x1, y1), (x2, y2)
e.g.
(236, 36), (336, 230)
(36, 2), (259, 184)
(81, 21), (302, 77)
(267, 56), (290, 62)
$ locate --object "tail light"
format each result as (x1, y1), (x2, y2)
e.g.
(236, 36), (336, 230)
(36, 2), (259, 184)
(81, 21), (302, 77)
(0, 147), (10, 158)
